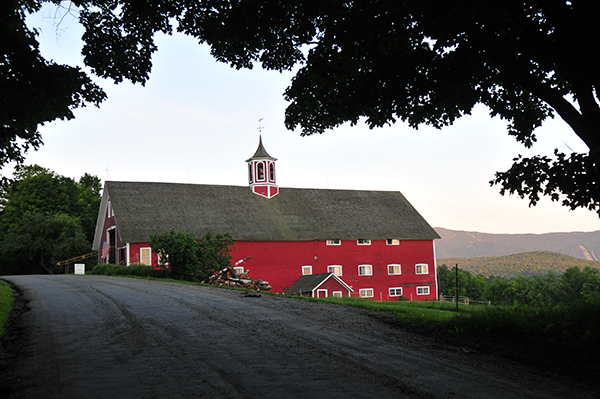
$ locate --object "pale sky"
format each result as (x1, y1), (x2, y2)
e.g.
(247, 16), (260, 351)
(13, 5), (599, 235)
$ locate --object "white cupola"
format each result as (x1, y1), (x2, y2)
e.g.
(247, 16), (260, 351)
(246, 136), (278, 198)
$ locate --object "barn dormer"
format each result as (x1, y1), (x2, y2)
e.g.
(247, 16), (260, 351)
(246, 136), (278, 198)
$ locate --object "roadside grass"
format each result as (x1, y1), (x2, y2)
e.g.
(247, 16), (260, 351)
(0, 280), (14, 336)
(307, 295), (600, 383)
(438, 300), (600, 382)
(308, 296), (465, 327)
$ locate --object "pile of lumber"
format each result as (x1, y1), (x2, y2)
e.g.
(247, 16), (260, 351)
(204, 266), (272, 291)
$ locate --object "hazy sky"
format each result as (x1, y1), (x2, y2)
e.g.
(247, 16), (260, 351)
(16, 5), (599, 234)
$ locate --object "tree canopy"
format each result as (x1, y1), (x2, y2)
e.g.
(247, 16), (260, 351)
(0, 165), (101, 274)
(3, 1), (599, 214)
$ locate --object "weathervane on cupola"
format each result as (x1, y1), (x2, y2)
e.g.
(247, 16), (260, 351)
(246, 119), (278, 198)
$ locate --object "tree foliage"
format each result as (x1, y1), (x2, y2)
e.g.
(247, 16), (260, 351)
(3, 1), (600, 214)
(437, 264), (600, 306)
(149, 229), (234, 282)
(0, 0), (106, 172)
(0, 165), (101, 274)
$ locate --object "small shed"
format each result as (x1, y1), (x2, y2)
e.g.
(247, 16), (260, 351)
(286, 273), (353, 298)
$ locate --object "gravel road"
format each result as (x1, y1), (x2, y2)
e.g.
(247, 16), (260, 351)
(0, 275), (597, 398)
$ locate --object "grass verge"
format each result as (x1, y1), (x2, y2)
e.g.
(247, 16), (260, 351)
(308, 296), (599, 384)
(0, 280), (14, 337)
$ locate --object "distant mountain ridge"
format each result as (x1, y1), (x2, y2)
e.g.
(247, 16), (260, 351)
(434, 228), (600, 261)
(438, 251), (599, 278)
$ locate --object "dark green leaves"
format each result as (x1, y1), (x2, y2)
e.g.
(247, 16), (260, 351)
(150, 229), (234, 282)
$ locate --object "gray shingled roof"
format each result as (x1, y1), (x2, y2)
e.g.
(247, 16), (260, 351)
(245, 136), (277, 162)
(95, 181), (439, 246)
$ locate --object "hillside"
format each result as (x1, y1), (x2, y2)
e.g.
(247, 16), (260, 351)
(437, 251), (600, 278)
(434, 228), (600, 260)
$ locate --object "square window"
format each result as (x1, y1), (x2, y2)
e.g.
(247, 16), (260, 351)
(388, 264), (401, 275)
(302, 266), (312, 275)
(357, 239), (371, 245)
(417, 286), (430, 295)
(389, 287), (403, 297)
(332, 291), (343, 298)
(233, 266), (244, 275)
(326, 239), (341, 246)
(386, 239), (400, 245)
(358, 265), (372, 276)
(359, 288), (374, 298)
(328, 265), (343, 276)
(416, 264), (429, 274)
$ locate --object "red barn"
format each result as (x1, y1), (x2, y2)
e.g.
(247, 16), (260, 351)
(93, 138), (440, 301)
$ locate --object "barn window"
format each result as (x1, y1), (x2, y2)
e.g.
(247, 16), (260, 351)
(158, 250), (169, 266)
(269, 162), (275, 182)
(417, 286), (430, 295)
(257, 162), (265, 181)
(416, 264), (429, 274)
(248, 164), (253, 184)
(357, 239), (371, 245)
(332, 291), (343, 298)
(326, 239), (341, 246)
(386, 239), (400, 245)
(140, 247), (152, 265)
(302, 266), (312, 275)
(389, 287), (403, 297)
(327, 265), (343, 276)
(388, 264), (401, 275)
(359, 288), (374, 298)
(234, 267), (244, 275)
(358, 265), (372, 276)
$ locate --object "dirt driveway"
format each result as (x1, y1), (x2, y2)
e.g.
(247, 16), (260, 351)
(0, 275), (597, 398)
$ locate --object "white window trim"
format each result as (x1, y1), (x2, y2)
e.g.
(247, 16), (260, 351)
(302, 265), (312, 275)
(359, 288), (374, 298)
(332, 291), (343, 298)
(357, 239), (371, 245)
(416, 263), (429, 274)
(417, 286), (430, 295)
(326, 239), (341, 246)
(256, 161), (266, 182)
(389, 287), (403, 297)
(388, 264), (402, 275)
(268, 161), (276, 183)
(140, 247), (152, 266)
(233, 266), (244, 275)
(358, 264), (373, 276)
(386, 239), (400, 245)
(327, 265), (343, 276)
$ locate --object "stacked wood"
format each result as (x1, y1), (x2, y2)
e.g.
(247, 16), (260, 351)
(204, 266), (272, 291)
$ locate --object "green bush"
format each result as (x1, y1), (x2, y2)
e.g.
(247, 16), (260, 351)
(91, 263), (164, 278)
(150, 229), (234, 282)
(128, 264), (152, 277)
